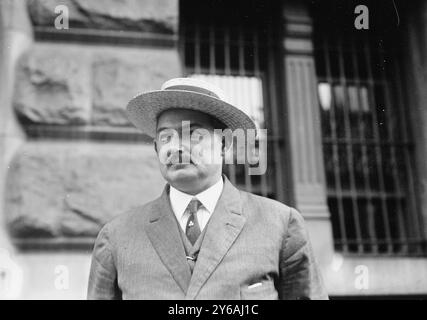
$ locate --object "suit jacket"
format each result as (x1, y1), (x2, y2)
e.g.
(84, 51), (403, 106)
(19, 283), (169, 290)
(87, 176), (328, 300)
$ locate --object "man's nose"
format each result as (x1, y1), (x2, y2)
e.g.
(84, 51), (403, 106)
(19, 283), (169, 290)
(166, 148), (183, 159)
(167, 136), (190, 152)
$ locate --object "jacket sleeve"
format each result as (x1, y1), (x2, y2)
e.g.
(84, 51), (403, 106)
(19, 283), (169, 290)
(278, 207), (329, 300)
(87, 224), (122, 300)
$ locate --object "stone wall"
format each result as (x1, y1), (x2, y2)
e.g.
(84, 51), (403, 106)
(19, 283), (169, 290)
(6, 0), (181, 245)
(28, 0), (178, 33)
(0, 0), (33, 256)
(13, 43), (181, 127)
(6, 141), (162, 238)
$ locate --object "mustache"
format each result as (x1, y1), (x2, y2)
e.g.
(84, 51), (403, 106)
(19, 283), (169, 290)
(165, 151), (197, 165)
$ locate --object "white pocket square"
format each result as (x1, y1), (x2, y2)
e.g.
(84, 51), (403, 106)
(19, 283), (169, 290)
(247, 282), (262, 289)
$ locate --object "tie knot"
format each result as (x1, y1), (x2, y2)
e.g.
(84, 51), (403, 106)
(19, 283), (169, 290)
(187, 198), (201, 215)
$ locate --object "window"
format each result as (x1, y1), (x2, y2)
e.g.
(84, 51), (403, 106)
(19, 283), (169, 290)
(180, 0), (289, 202)
(313, 0), (425, 255)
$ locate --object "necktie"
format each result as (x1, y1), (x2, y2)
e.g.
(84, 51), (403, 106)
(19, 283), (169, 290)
(185, 198), (202, 245)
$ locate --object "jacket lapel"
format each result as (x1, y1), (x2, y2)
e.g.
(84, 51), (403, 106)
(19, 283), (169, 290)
(145, 185), (192, 294)
(185, 176), (246, 300)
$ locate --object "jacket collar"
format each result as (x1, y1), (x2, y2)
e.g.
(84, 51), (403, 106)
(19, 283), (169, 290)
(145, 175), (246, 297)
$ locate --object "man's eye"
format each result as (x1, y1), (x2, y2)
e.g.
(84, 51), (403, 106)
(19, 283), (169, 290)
(159, 134), (171, 143)
(191, 132), (203, 143)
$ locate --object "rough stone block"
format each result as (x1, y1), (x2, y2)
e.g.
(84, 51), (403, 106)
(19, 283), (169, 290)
(13, 44), (91, 125)
(28, 0), (178, 34)
(92, 47), (182, 126)
(13, 43), (182, 129)
(5, 141), (165, 238)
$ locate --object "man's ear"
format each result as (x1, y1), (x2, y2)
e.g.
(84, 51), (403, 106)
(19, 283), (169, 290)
(153, 139), (158, 153)
(221, 134), (233, 156)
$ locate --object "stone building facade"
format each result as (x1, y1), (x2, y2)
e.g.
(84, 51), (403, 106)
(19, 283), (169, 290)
(1, 0), (427, 298)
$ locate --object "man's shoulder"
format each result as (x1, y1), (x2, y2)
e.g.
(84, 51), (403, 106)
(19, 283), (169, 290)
(238, 189), (298, 220)
(237, 189), (308, 235)
(100, 197), (161, 236)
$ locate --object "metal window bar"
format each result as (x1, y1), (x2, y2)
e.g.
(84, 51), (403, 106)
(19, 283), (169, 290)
(266, 20), (286, 203)
(179, 0), (284, 200)
(362, 38), (394, 254)
(223, 26), (237, 186)
(321, 39), (348, 253)
(336, 35), (364, 254)
(253, 23), (270, 200)
(237, 22), (253, 194)
(349, 39), (378, 253)
(376, 40), (409, 254)
(391, 52), (426, 254)
(314, 21), (425, 255)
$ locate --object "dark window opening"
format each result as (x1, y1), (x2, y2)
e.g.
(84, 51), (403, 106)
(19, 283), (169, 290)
(312, 0), (426, 256)
(179, 0), (289, 202)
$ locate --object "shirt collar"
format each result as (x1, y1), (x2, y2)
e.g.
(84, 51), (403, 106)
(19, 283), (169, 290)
(169, 176), (224, 219)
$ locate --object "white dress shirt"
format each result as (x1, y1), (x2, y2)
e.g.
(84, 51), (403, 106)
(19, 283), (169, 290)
(169, 177), (224, 232)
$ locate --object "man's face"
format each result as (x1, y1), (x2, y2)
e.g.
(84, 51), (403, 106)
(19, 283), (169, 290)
(154, 109), (224, 192)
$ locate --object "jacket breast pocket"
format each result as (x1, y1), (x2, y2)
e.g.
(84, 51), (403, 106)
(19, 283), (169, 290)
(240, 281), (278, 300)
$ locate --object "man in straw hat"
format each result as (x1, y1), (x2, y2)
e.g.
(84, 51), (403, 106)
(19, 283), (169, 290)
(87, 78), (328, 300)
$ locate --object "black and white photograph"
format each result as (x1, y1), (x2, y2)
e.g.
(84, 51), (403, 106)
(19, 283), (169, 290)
(0, 0), (427, 303)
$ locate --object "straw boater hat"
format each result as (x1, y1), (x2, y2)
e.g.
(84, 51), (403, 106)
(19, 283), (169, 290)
(126, 77), (256, 138)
